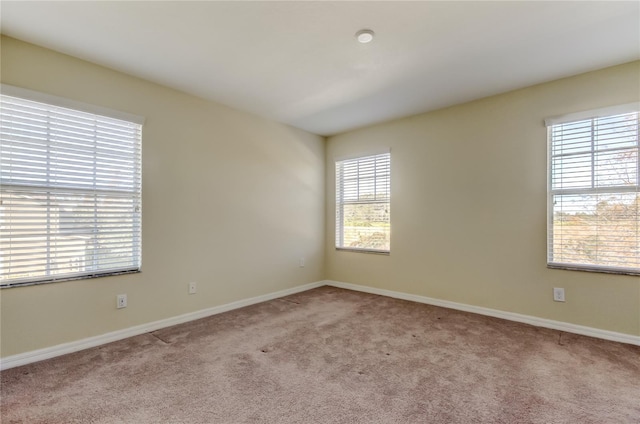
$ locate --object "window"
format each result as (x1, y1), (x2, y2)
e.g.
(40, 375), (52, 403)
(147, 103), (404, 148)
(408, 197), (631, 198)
(0, 87), (143, 287)
(336, 152), (390, 253)
(546, 104), (639, 275)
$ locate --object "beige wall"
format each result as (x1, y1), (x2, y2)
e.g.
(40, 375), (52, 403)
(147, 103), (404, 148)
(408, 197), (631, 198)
(1, 36), (638, 360)
(0, 37), (326, 357)
(326, 61), (640, 337)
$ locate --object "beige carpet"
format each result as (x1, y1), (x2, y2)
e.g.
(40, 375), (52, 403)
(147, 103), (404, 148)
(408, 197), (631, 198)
(1, 286), (639, 423)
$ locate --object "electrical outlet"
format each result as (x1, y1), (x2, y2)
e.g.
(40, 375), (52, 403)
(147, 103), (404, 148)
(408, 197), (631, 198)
(189, 281), (197, 294)
(117, 294), (127, 309)
(553, 287), (565, 302)
(299, 257), (305, 267)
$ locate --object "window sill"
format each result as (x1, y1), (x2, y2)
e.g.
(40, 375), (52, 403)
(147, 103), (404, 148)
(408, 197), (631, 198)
(0, 269), (141, 289)
(336, 247), (390, 255)
(547, 263), (639, 276)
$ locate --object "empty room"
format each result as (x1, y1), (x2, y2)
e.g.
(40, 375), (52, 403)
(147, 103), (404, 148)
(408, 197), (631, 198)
(0, 1), (639, 423)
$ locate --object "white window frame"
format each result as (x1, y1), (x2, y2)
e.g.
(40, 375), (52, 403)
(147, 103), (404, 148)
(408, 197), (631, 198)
(335, 151), (391, 254)
(546, 103), (640, 275)
(0, 85), (144, 287)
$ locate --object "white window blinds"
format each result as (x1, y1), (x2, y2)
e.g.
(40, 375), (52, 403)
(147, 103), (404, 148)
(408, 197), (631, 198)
(336, 152), (390, 252)
(0, 92), (142, 287)
(547, 105), (639, 274)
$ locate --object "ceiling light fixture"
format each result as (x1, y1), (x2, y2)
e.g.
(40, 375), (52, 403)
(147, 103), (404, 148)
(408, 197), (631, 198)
(355, 29), (374, 44)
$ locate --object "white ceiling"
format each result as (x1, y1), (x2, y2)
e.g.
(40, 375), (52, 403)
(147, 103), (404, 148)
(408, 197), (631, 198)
(2, 1), (639, 136)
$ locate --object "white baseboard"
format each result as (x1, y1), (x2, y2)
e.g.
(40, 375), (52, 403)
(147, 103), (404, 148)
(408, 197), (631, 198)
(0, 280), (325, 371)
(325, 280), (640, 347)
(3, 279), (637, 370)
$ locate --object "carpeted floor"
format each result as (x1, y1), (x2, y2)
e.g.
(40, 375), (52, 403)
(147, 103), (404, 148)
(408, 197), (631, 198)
(1, 286), (639, 423)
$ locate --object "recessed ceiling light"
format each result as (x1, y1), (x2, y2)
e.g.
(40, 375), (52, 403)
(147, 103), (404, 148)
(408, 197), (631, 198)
(356, 29), (374, 44)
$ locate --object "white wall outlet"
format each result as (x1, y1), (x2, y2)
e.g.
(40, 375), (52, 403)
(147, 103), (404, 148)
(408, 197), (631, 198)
(188, 281), (197, 294)
(299, 257), (305, 268)
(117, 294), (127, 309)
(553, 287), (565, 302)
